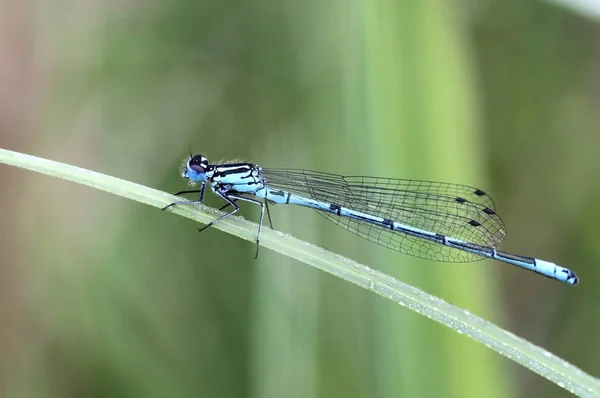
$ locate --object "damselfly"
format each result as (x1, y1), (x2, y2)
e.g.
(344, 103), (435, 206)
(163, 153), (579, 285)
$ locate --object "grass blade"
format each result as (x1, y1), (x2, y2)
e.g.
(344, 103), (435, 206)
(1, 147), (598, 397)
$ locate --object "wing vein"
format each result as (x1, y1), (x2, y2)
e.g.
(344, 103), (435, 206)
(262, 168), (506, 263)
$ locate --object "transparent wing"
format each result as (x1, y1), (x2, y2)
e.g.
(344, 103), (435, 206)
(261, 168), (507, 263)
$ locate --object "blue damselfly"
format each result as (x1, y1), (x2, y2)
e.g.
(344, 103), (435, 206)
(163, 154), (579, 285)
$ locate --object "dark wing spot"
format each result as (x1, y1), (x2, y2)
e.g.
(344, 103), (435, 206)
(474, 189), (486, 196)
(483, 207), (496, 215)
(455, 197), (467, 204)
(468, 220), (482, 227)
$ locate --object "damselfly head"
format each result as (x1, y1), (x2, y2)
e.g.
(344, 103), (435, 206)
(182, 154), (210, 183)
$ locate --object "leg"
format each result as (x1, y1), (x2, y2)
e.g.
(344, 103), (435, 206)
(171, 189), (202, 196)
(265, 200), (274, 230)
(218, 199), (238, 212)
(162, 183), (206, 211)
(227, 195), (266, 259)
(199, 193), (266, 258)
(198, 192), (240, 233)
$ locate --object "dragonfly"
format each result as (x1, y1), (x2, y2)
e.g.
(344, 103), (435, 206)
(163, 153), (579, 285)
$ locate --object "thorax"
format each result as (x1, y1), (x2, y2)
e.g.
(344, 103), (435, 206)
(209, 163), (265, 193)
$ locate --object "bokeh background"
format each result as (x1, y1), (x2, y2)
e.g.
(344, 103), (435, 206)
(1, 1), (600, 397)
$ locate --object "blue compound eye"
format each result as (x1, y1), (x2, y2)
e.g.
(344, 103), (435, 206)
(183, 155), (209, 182)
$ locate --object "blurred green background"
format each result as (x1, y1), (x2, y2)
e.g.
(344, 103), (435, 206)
(1, 0), (599, 397)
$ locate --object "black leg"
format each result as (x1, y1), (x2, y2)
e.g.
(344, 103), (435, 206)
(162, 198), (200, 211)
(265, 200), (274, 230)
(172, 189), (202, 196)
(225, 195), (265, 259)
(162, 183), (206, 211)
(199, 183), (206, 203)
(218, 199), (238, 212)
(171, 187), (268, 258)
(198, 192), (240, 233)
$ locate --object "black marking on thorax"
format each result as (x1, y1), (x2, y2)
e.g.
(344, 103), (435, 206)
(213, 164), (254, 178)
(212, 163), (264, 186)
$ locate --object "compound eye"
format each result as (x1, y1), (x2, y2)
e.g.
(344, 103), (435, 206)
(188, 155), (208, 174)
(183, 154), (209, 183)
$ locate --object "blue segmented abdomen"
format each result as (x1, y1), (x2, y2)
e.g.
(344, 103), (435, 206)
(258, 185), (577, 285)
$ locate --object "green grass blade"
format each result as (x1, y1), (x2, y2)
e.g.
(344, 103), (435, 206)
(1, 147), (599, 397)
